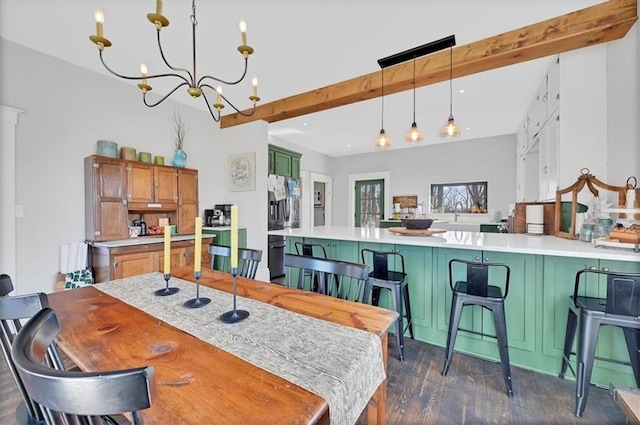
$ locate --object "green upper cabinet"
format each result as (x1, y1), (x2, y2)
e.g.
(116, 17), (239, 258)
(268, 144), (302, 178)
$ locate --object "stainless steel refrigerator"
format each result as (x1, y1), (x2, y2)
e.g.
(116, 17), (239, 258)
(268, 174), (301, 279)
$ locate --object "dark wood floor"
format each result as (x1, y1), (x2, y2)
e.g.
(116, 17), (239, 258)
(1, 338), (626, 425)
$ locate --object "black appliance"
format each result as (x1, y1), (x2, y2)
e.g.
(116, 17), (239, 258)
(267, 175), (301, 280)
(268, 235), (286, 279)
(205, 204), (233, 226)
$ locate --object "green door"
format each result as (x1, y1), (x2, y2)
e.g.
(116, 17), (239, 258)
(354, 179), (384, 227)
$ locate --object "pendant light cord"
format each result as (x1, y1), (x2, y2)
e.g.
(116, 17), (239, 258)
(449, 46), (453, 117)
(412, 57), (416, 122)
(381, 68), (385, 129)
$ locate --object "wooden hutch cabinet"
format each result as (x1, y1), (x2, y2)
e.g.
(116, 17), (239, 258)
(84, 155), (198, 241)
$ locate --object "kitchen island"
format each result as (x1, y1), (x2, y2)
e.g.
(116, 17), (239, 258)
(269, 226), (640, 388)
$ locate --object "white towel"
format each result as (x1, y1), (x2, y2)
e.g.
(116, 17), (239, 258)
(61, 241), (88, 273)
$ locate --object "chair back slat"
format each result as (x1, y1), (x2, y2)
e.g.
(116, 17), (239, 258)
(295, 242), (328, 259)
(0, 281), (56, 423)
(208, 244), (263, 279)
(284, 253), (370, 303)
(448, 259), (510, 299)
(466, 263), (489, 297)
(12, 308), (155, 424)
(607, 274), (640, 316)
(574, 269), (640, 318)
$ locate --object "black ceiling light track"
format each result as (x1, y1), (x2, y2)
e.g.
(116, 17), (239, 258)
(377, 35), (456, 69)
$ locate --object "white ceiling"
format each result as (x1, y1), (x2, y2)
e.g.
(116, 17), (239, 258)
(0, 0), (603, 157)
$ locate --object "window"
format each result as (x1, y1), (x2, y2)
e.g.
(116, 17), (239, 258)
(430, 181), (487, 213)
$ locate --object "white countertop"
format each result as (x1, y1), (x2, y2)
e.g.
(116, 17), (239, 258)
(268, 226), (640, 263)
(91, 234), (215, 248)
(203, 226), (247, 231)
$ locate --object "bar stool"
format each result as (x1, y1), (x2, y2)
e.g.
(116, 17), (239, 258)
(360, 248), (414, 361)
(559, 268), (640, 417)
(295, 242), (329, 293)
(442, 259), (513, 397)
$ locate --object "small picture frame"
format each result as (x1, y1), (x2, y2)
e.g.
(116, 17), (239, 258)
(228, 152), (256, 192)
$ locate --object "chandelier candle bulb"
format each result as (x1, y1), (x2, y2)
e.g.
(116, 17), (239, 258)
(239, 19), (247, 46)
(252, 77), (258, 97)
(155, 0), (163, 15)
(140, 63), (148, 85)
(94, 10), (104, 37)
(230, 205), (238, 268)
(194, 217), (202, 273)
(164, 224), (171, 274)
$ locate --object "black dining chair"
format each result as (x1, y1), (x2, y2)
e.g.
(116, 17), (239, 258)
(284, 253), (371, 303)
(12, 307), (156, 425)
(559, 268), (640, 417)
(0, 274), (63, 425)
(208, 244), (263, 279)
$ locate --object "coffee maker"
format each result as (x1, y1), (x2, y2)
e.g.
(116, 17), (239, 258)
(205, 204), (232, 226)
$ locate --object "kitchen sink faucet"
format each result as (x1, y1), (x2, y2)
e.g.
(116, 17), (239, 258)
(455, 201), (465, 222)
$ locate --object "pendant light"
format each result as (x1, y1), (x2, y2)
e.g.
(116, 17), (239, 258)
(374, 67), (393, 149)
(404, 57), (424, 144)
(439, 46), (462, 139)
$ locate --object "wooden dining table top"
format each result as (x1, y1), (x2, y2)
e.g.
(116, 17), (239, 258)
(47, 267), (398, 425)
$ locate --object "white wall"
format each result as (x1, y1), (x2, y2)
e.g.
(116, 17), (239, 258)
(0, 38), (271, 293)
(331, 134), (517, 226)
(607, 21), (640, 184)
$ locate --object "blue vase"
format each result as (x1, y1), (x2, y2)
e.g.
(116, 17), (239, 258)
(172, 149), (187, 168)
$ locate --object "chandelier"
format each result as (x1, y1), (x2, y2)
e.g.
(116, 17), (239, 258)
(89, 0), (260, 122)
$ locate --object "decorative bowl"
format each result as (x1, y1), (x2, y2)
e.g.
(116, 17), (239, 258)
(401, 218), (434, 230)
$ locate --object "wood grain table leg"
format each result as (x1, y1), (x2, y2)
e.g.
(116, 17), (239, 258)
(367, 333), (389, 425)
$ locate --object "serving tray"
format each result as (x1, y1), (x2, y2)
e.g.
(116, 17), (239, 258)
(388, 227), (447, 236)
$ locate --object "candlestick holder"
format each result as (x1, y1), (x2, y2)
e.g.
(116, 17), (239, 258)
(154, 273), (180, 296)
(184, 271), (211, 308)
(220, 268), (249, 323)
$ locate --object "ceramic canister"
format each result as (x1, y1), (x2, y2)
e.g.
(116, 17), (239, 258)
(120, 147), (136, 161)
(96, 140), (118, 158)
(139, 152), (152, 163)
(154, 156), (165, 165)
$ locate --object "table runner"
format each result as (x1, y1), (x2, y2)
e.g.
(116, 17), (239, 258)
(95, 273), (386, 425)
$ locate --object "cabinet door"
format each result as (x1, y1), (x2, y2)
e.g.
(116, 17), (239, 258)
(268, 150), (275, 174)
(93, 160), (128, 240)
(177, 169), (198, 234)
(156, 247), (185, 273)
(547, 56), (560, 116)
(396, 244), (434, 333)
(112, 251), (155, 279)
(127, 162), (154, 204)
(273, 151), (292, 177)
(480, 251), (538, 353)
(154, 166), (178, 205)
(291, 156), (300, 178)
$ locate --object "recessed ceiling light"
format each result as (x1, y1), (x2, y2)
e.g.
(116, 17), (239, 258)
(459, 89), (465, 94)
(465, 127), (470, 130)
(347, 144), (351, 148)
(303, 123), (308, 127)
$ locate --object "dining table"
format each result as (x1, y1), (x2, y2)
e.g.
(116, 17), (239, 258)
(47, 267), (398, 425)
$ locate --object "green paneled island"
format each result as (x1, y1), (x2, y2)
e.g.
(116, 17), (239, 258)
(268, 226), (640, 389)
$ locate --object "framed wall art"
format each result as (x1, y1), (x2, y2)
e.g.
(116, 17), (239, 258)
(228, 151), (256, 192)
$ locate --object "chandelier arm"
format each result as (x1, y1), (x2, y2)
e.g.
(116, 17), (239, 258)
(200, 91), (221, 123)
(197, 58), (249, 87)
(99, 51), (191, 86)
(156, 29), (194, 84)
(200, 85), (256, 117)
(142, 82), (190, 108)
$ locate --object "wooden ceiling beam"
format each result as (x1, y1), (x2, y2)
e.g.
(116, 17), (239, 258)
(220, 0), (637, 128)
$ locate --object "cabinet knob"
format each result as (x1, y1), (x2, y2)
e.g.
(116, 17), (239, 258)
(602, 267), (610, 272)
(474, 256), (481, 261)
(484, 257), (490, 262)
(589, 266), (597, 270)
(112, 262), (118, 269)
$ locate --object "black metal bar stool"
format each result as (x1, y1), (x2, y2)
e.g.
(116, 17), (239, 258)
(442, 259), (513, 397)
(559, 268), (640, 417)
(360, 248), (414, 361)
